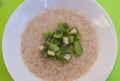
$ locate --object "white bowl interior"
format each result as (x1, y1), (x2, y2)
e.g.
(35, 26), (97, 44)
(2, 0), (118, 81)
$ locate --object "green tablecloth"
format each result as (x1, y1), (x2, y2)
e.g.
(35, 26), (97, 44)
(0, 0), (120, 81)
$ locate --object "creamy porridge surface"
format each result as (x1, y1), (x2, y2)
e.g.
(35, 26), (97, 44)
(21, 8), (98, 81)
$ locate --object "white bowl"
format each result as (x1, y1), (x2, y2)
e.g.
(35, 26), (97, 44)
(2, 0), (118, 81)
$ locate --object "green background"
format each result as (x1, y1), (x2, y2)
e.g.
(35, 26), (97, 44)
(0, 0), (120, 81)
